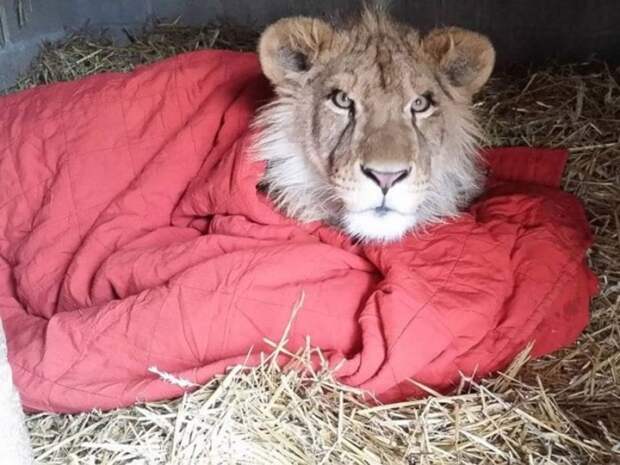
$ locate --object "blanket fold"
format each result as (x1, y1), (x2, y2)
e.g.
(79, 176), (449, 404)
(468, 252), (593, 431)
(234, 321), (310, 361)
(0, 50), (597, 412)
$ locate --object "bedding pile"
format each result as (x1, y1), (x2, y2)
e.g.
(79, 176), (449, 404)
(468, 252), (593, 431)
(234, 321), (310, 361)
(0, 50), (597, 413)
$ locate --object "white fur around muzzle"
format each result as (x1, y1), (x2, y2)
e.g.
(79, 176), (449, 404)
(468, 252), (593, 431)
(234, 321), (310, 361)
(343, 209), (418, 242)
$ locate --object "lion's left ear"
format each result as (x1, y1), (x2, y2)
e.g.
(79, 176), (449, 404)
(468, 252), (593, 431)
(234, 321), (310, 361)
(423, 27), (495, 97)
(258, 17), (335, 86)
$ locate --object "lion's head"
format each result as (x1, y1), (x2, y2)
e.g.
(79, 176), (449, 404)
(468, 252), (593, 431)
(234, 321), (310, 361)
(253, 10), (495, 242)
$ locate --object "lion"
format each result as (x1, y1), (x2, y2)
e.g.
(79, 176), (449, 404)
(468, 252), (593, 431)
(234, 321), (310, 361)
(252, 9), (495, 242)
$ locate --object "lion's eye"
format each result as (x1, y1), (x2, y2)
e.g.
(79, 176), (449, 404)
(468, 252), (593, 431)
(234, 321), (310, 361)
(410, 94), (431, 114)
(331, 90), (354, 110)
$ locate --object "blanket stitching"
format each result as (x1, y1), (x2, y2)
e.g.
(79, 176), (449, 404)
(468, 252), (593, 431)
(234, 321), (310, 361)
(58, 107), (83, 242)
(174, 56), (201, 189)
(484, 253), (582, 369)
(9, 360), (119, 406)
(386, 227), (473, 354)
(42, 99), (150, 387)
(119, 87), (155, 226)
(4, 145), (34, 222)
(0, 179), (50, 212)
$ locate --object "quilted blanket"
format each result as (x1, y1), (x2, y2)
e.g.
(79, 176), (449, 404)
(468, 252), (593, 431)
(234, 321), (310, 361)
(0, 50), (597, 413)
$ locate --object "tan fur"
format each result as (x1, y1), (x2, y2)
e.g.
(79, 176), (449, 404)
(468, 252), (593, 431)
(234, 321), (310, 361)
(253, 9), (495, 242)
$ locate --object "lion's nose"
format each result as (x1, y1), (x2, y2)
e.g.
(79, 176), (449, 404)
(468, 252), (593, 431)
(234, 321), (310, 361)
(360, 165), (411, 194)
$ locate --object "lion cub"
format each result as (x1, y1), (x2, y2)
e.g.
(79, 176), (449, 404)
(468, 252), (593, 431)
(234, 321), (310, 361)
(253, 10), (495, 242)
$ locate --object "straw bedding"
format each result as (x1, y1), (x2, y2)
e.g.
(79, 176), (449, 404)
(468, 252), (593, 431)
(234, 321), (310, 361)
(5, 21), (619, 465)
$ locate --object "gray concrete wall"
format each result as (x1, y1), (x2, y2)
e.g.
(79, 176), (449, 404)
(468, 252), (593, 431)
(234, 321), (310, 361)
(1, 0), (619, 90)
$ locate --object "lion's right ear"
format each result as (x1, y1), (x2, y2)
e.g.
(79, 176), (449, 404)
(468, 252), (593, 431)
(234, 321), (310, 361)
(258, 17), (334, 86)
(423, 27), (495, 97)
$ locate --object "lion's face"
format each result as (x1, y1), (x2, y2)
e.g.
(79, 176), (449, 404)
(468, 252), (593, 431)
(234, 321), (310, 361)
(254, 11), (495, 242)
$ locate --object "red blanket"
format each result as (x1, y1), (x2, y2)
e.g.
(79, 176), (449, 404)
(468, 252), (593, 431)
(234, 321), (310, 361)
(0, 51), (597, 413)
